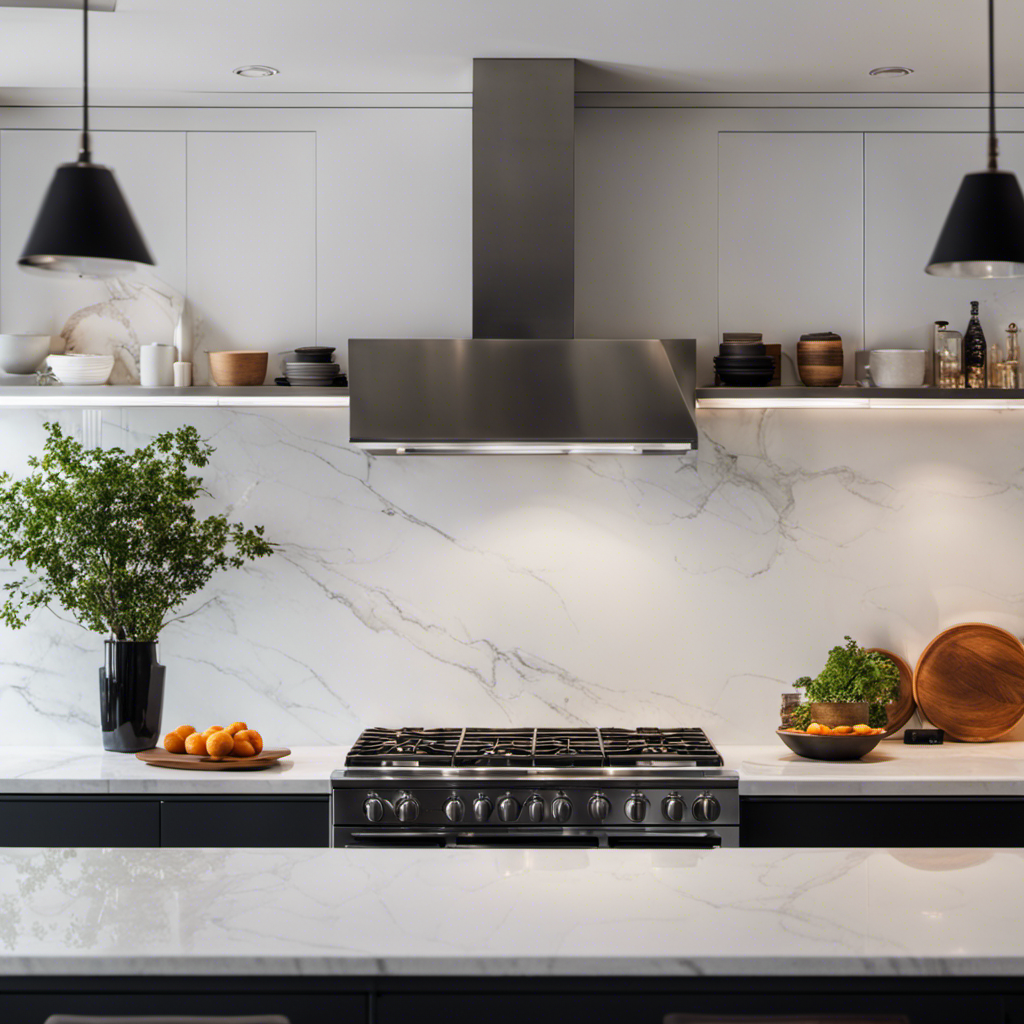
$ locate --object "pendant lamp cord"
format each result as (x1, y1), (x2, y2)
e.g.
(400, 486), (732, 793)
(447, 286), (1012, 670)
(79, 0), (91, 164)
(988, 0), (998, 170)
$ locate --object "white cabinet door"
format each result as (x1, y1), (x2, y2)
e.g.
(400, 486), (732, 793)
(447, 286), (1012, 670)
(865, 132), (1024, 355)
(187, 131), (316, 383)
(719, 132), (864, 382)
(0, 130), (186, 376)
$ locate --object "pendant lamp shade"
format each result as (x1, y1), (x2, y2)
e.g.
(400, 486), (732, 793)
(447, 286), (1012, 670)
(925, 169), (1024, 278)
(19, 162), (154, 277)
(19, 0), (154, 278)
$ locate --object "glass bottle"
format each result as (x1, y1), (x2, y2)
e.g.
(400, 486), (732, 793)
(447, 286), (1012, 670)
(1006, 323), (1020, 389)
(933, 320), (964, 389)
(964, 300), (987, 388)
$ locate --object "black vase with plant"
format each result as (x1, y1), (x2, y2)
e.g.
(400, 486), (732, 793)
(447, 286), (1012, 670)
(0, 423), (274, 751)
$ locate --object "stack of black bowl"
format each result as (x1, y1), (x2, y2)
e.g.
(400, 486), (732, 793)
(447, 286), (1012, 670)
(714, 333), (774, 387)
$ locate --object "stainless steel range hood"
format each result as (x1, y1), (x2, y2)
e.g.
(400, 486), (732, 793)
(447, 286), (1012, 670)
(349, 58), (698, 455)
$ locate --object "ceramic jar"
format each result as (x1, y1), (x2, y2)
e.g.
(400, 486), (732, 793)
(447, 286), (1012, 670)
(797, 332), (844, 387)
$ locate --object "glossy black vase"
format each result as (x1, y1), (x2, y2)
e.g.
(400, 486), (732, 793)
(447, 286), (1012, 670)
(99, 640), (165, 752)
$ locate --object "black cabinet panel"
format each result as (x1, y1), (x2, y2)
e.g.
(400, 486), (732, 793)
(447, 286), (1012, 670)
(741, 797), (1024, 847)
(377, 991), (1004, 1024)
(0, 990), (364, 1024)
(0, 799), (159, 847)
(160, 798), (329, 848)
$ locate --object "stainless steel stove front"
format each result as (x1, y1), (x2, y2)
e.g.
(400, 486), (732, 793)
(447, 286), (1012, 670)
(330, 767), (739, 848)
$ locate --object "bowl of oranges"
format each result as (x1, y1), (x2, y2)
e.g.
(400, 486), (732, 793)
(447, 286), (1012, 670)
(135, 722), (288, 770)
(777, 721), (886, 761)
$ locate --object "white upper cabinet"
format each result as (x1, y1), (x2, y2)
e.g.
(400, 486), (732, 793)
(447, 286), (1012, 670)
(864, 132), (1024, 355)
(718, 132), (864, 382)
(186, 132), (317, 384)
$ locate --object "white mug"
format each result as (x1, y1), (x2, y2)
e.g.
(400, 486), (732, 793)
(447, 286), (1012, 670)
(865, 349), (927, 388)
(140, 344), (176, 387)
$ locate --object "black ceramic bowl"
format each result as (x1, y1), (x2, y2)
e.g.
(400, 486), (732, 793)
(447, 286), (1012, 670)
(776, 728), (884, 761)
(717, 370), (775, 387)
(714, 356), (774, 367)
(718, 343), (766, 357)
(293, 346), (336, 363)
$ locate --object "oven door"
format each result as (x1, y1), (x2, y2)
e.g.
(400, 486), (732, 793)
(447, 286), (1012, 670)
(333, 827), (738, 848)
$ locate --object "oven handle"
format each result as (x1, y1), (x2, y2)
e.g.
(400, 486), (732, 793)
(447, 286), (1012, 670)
(606, 830), (722, 849)
(345, 830), (724, 849)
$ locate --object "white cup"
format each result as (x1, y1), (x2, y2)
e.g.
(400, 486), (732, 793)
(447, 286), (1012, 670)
(866, 349), (927, 388)
(140, 344), (176, 387)
(173, 361), (192, 387)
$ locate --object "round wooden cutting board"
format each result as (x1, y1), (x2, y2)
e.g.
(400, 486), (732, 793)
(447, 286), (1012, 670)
(867, 648), (915, 736)
(913, 623), (1024, 742)
(136, 747), (291, 771)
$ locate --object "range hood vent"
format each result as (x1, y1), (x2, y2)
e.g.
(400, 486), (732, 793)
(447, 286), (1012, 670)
(349, 337), (696, 454)
(349, 58), (698, 454)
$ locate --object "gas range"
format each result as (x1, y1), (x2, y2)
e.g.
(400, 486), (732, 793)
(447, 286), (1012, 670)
(331, 727), (739, 848)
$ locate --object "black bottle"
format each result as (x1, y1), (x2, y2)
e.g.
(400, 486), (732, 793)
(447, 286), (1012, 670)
(964, 300), (987, 388)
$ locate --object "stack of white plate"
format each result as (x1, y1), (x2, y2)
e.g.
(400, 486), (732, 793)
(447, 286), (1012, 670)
(284, 361), (341, 387)
(48, 353), (115, 385)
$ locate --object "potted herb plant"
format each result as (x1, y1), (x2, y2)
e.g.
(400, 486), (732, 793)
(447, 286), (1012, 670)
(0, 423), (273, 751)
(791, 636), (900, 731)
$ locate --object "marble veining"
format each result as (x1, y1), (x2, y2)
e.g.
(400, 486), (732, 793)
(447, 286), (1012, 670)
(1, 846), (1023, 975)
(3, 405), (1024, 747)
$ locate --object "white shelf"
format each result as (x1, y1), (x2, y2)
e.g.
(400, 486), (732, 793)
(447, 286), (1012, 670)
(0, 384), (349, 409)
(697, 387), (1024, 409)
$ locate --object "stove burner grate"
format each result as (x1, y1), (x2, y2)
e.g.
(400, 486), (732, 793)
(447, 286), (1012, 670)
(346, 726), (723, 768)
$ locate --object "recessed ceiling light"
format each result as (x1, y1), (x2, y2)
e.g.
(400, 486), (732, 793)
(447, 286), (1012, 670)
(868, 66), (914, 78)
(233, 65), (279, 78)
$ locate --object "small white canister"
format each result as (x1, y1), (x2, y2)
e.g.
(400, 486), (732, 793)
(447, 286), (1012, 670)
(140, 343), (176, 387)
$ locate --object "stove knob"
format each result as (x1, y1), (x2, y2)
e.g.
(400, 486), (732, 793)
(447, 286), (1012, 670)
(662, 795), (685, 822)
(497, 795), (520, 823)
(473, 796), (493, 822)
(692, 795), (721, 823)
(363, 796), (384, 823)
(551, 796), (573, 822)
(444, 796), (466, 823)
(394, 794), (420, 823)
(588, 794), (611, 821)
(525, 795), (545, 823)
(624, 793), (648, 822)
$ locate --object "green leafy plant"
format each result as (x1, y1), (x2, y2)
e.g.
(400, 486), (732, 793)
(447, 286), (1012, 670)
(791, 637), (900, 728)
(0, 422), (274, 641)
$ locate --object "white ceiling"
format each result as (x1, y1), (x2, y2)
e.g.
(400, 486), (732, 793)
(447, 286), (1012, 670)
(0, 0), (1018, 95)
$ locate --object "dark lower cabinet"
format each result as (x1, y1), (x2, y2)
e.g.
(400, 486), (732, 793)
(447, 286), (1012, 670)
(0, 799), (159, 847)
(0, 990), (364, 1024)
(0, 796), (329, 848)
(741, 797), (1024, 847)
(376, 990), (1004, 1024)
(160, 798), (329, 848)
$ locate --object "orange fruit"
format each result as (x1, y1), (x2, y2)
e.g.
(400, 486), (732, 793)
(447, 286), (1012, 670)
(206, 730), (235, 758)
(175, 725), (196, 740)
(163, 732), (186, 754)
(225, 721), (248, 736)
(184, 732), (207, 756)
(232, 739), (256, 757)
(236, 729), (263, 754)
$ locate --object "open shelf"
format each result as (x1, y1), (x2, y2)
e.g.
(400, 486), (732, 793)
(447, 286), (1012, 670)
(696, 386), (1024, 409)
(0, 384), (349, 408)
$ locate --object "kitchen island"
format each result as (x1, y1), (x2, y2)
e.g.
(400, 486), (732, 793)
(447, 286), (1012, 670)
(0, 846), (1020, 1022)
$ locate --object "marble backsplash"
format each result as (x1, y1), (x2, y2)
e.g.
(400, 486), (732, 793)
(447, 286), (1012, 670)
(1, 405), (1023, 747)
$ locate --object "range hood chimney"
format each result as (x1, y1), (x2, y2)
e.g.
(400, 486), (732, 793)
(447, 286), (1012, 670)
(349, 59), (697, 454)
(473, 58), (575, 338)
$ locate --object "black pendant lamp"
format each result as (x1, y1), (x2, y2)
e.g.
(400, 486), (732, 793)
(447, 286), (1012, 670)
(926, 0), (1024, 277)
(19, 0), (154, 277)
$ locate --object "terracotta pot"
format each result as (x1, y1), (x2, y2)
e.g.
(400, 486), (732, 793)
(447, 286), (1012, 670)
(797, 333), (843, 387)
(808, 701), (871, 728)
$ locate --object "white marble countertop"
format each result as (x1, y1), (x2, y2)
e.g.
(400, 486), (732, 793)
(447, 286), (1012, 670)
(0, 746), (344, 794)
(1, 742), (1023, 797)
(1, 845), (1021, 976)
(725, 740), (1024, 795)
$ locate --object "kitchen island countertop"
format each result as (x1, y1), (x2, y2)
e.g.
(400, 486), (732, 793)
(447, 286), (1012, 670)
(1, 742), (1024, 796)
(0, 845), (1021, 976)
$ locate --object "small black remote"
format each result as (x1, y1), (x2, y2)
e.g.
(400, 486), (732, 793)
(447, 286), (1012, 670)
(903, 728), (944, 744)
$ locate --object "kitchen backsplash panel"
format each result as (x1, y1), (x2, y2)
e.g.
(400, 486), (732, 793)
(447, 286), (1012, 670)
(2, 406), (1023, 746)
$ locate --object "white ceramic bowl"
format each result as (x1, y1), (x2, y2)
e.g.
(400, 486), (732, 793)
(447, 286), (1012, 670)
(0, 334), (55, 375)
(48, 353), (115, 385)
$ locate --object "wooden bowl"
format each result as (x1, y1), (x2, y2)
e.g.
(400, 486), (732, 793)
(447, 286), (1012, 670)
(777, 728), (884, 761)
(209, 350), (269, 386)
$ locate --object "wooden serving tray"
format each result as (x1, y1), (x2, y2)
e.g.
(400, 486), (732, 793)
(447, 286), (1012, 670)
(135, 747), (291, 771)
